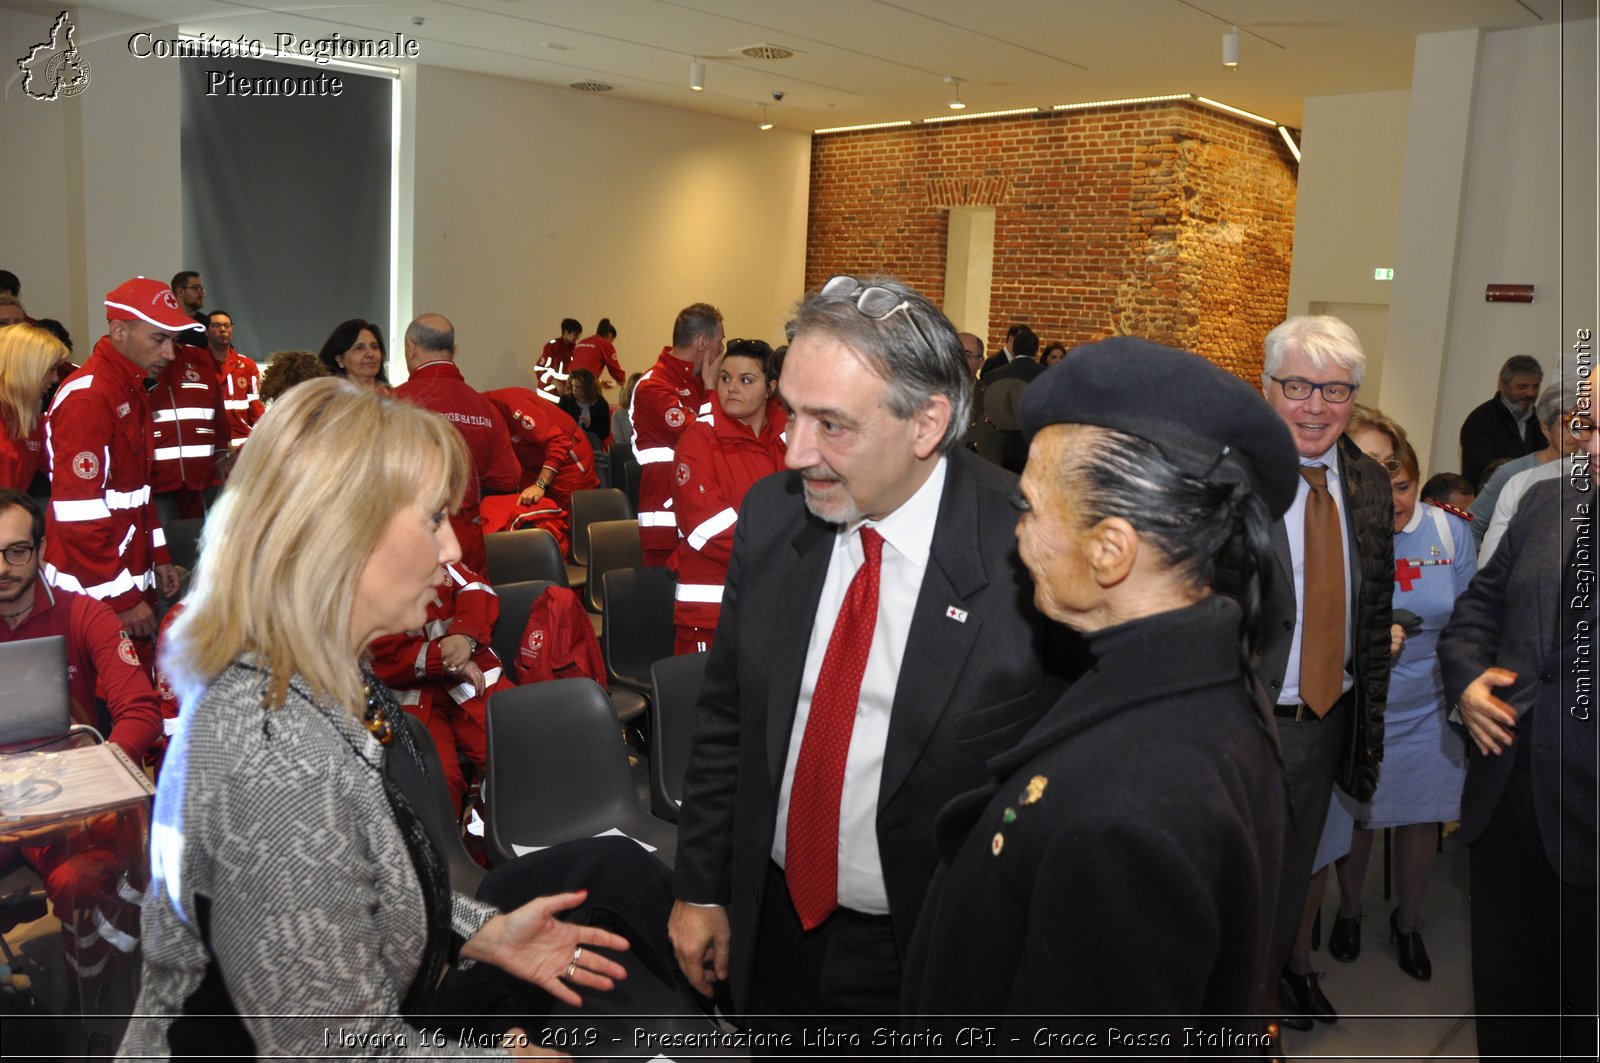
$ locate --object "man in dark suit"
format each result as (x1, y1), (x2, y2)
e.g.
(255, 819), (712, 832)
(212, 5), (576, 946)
(1252, 315), (1393, 1030)
(1459, 353), (1546, 488)
(978, 323), (1024, 377)
(1440, 445), (1597, 1059)
(669, 275), (1067, 1036)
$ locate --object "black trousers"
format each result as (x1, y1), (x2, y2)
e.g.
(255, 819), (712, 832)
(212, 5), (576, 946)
(745, 861), (902, 1054)
(1469, 771), (1597, 1061)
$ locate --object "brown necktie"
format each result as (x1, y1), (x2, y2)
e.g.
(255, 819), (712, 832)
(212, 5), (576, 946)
(1299, 464), (1345, 717)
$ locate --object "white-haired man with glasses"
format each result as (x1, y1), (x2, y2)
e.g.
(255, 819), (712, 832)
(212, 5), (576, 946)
(669, 275), (1071, 1037)
(1245, 314), (1394, 1034)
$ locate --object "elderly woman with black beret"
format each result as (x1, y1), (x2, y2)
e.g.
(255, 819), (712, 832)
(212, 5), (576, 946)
(903, 338), (1296, 1050)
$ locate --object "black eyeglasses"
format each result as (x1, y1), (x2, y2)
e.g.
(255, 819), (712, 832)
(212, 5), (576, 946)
(2, 541), (38, 565)
(820, 275), (938, 356)
(1270, 376), (1356, 404)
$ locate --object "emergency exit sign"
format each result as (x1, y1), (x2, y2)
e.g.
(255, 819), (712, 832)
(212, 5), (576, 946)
(1374, 268), (1395, 280)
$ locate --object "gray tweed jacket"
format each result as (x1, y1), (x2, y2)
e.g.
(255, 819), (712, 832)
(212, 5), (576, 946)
(116, 661), (506, 1059)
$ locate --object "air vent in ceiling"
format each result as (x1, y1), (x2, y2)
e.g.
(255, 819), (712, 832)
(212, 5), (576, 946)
(569, 80), (614, 92)
(736, 43), (795, 60)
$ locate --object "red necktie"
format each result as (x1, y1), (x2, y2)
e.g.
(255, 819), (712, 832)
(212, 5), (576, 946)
(1299, 464), (1345, 716)
(786, 526), (884, 930)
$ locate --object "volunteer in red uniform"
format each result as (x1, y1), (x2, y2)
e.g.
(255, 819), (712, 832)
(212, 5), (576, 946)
(0, 323), (72, 489)
(572, 319), (626, 390)
(537, 317), (582, 385)
(669, 339), (787, 654)
(206, 310), (264, 453)
(1, 490), (161, 757)
(44, 277), (186, 658)
(628, 302), (725, 567)
(367, 561), (511, 814)
(395, 313), (520, 575)
(149, 331), (230, 519)
(485, 386), (601, 510)
(1, 488), (161, 992)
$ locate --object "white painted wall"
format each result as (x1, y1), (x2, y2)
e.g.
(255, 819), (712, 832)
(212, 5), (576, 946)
(0, 5), (182, 346)
(410, 65), (811, 392)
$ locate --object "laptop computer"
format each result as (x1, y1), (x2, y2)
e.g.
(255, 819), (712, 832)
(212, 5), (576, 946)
(0, 635), (71, 748)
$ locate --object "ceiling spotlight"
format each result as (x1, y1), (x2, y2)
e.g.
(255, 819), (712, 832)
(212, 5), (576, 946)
(690, 57), (705, 91)
(1223, 27), (1240, 69)
(759, 105), (774, 131)
(946, 77), (966, 110)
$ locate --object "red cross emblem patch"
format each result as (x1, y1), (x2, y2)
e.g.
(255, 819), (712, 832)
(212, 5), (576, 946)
(665, 407), (686, 428)
(71, 451), (100, 480)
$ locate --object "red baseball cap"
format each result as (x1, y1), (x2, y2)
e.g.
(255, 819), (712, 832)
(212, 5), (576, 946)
(104, 277), (203, 332)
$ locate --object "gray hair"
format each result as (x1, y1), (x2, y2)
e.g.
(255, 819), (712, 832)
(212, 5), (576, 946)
(1499, 354), (1543, 384)
(405, 314), (455, 355)
(1536, 381), (1575, 427)
(1262, 315), (1367, 388)
(792, 275), (972, 452)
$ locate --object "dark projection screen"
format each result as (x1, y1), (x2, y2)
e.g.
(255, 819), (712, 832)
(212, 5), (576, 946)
(180, 56), (391, 364)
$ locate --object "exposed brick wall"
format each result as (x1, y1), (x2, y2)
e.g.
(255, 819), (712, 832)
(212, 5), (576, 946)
(807, 101), (1296, 383)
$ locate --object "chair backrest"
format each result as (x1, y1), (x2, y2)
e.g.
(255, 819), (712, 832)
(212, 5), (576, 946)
(483, 527), (569, 587)
(162, 517), (205, 572)
(393, 714), (486, 896)
(584, 518), (642, 613)
(483, 679), (676, 865)
(570, 488), (633, 565)
(489, 579), (559, 672)
(601, 567), (676, 691)
(648, 652), (707, 822)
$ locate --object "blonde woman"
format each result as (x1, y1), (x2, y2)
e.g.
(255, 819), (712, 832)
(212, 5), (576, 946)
(0, 324), (71, 489)
(118, 379), (626, 1059)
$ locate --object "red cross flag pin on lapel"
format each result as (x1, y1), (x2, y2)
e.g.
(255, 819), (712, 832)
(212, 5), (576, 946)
(945, 605), (968, 623)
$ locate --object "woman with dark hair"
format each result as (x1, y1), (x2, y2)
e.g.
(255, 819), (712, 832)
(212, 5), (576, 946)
(668, 338), (787, 653)
(904, 338), (1296, 1046)
(1041, 341), (1067, 367)
(559, 368), (611, 454)
(318, 318), (390, 390)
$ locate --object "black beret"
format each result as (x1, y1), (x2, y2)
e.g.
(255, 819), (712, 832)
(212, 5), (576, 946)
(1018, 336), (1300, 520)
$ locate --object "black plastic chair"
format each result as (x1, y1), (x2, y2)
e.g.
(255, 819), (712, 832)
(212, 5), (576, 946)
(395, 714), (486, 896)
(483, 528), (569, 587)
(489, 579), (559, 675)
(602, 567), (676, 699)
(584, 519), (642, 614)
(568, 488), (633, 589)
(483, 679), (677, 867)
(161, 516), (204, 573)
(648, 652), (707, 823)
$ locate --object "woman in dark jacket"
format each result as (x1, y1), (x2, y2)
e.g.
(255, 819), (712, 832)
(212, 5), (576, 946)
(904, 338), (1298, 1053)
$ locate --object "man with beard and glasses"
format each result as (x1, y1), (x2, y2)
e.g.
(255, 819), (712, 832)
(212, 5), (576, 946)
(668, 275), (1071, 1040)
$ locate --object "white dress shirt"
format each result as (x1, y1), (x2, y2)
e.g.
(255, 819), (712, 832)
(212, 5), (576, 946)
(771, 455), (948, 914)
(1278, 444), (1356, 706)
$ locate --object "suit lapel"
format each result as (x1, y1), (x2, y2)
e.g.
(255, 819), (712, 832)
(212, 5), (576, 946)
(880, 456), (988, 809)
(765, 517), (836, 785)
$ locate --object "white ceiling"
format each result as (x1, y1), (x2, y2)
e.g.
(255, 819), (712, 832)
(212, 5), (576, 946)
(68, 0), (1593, 131)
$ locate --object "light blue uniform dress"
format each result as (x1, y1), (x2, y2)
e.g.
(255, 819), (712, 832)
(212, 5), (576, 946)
(1312, 502), (1479, 870)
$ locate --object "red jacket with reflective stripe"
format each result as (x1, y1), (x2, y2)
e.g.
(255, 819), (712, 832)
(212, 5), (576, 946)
(149, 342), (229, 493)
(395, 361), (521, 575)
(669, 394), (787, 632)
(367, 562), (510, 719)
(483, 387), (600, 506)
(0, 422), (45, 491)
(538, 337), (575, 376)
(216, 346), (264, 449)
(571, 335), (626, 388)
(0, 579), (161, 761)
(43, 337), (172, 613)
(629, 349), (708, 562)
